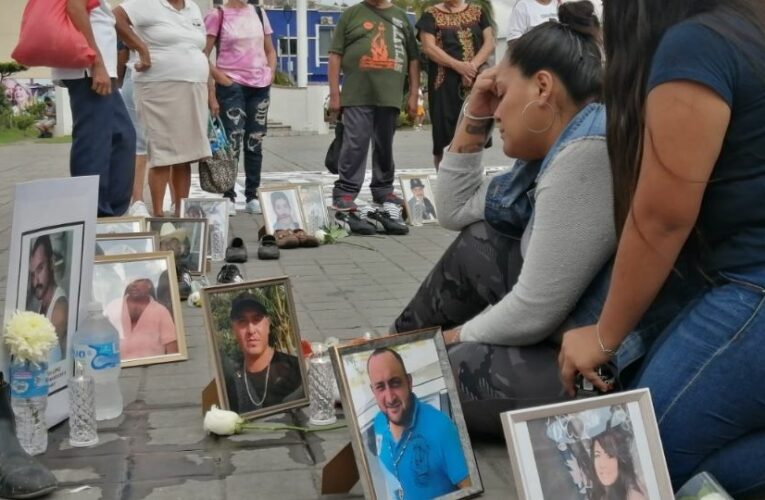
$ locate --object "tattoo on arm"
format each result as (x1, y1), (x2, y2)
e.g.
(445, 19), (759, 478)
(465, 121), (492, 135)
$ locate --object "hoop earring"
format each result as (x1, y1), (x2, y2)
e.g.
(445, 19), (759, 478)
(521, 100), (556, 134)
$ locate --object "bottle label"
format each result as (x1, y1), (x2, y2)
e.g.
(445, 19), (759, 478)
(73, 342), (120, 371)
(10, 363), (48, 398)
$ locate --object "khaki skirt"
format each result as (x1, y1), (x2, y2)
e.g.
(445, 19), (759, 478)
(135, 81), (211, 167)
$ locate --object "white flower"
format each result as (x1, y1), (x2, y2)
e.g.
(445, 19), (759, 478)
(4, 311), (58, 363)
(203, 405), (244, 436)
(700, 494), (728, 500)
(314, 229), (327, 244)
(188, 291), (202, 308)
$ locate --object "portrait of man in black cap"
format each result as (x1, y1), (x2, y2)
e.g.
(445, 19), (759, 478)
(223, 292), (304, 414)
(407, 178), (437, 222)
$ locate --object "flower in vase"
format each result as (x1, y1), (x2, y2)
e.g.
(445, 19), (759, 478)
(203, 405), (244, 436)
(4, 310), (58, 364)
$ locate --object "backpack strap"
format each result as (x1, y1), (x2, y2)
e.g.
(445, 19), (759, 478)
(215, 5), (224, 55)
(253, 5), (264, 27)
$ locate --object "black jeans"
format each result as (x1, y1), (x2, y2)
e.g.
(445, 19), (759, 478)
(393, 221), (567, 436)
(215, 83), (270, 202)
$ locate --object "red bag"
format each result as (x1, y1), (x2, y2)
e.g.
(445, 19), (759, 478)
(12, 0), (97, 69)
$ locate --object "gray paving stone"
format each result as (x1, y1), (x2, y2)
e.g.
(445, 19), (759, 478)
(225, 469), (318, 500)
(230, 444), (314, 473)
(125, 478), (225, 500)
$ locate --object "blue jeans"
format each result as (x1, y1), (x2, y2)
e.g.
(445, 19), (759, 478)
(64, 77), (135, 216)
(631, 273), (765, 496)
(215, 82), (270, 202)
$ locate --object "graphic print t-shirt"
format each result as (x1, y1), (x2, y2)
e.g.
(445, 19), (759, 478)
(330, 3), (419, 108)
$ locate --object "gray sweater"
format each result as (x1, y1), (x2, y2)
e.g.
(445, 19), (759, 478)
(435, 138), (615, 346)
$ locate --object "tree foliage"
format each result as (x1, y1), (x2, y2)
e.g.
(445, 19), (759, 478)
(0, 62), (28, 85)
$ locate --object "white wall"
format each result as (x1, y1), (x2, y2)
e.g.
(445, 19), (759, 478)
(269, 84), (330, 135)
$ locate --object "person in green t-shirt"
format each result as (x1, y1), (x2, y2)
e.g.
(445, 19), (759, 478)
(328, 0), (420, 216)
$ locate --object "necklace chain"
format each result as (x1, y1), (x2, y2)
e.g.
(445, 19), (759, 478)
(243, 357), (271, 408)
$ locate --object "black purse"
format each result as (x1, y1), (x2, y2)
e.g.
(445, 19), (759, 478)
(324, 120), (343, 175)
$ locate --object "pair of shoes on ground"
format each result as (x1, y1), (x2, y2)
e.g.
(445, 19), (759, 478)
(225, 198), (262, 216)
(332, 193), (405, 213)
(223, 235), (279, 265)
(335, 203), (408, 236)
(273, 229), (320, 249)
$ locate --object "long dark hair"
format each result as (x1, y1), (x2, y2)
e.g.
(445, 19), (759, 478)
(604, 0), (765, 233)
(589, 429), (644, 500)
(509, 1), (602, 106)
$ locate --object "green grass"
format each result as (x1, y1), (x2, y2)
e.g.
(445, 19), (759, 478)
(0, 128), (72, 145)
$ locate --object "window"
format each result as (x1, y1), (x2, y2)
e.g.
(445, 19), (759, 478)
(279, 37), (298, 56)
(317, 26), (335, 58)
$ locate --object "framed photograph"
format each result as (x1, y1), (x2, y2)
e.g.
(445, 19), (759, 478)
(501, 388), (673, 500)
(180, 198), (229, 262)
(95, 232), (158, 256)
(257, 186), (306, 235)
(4, 176), (98, 427)
(331, 328), (483, 500)
(96, 216), (146, 235)
(146, 217), (208, 275)
(399, 175), (438, 225)
(93, 252), (187, 367)
(201, 278), (308, 420)
(297, 183), (329, 235)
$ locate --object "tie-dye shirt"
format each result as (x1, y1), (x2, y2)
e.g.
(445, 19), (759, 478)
(205, 6), (274, 88)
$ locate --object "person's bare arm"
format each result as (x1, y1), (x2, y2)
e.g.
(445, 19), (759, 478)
(457, 478), (472, 489)
(264, 34), (277, 82)
(406, 59), (420, 121)
(164, 341), (179, 354)
(66, 0), (110, 95)
(420, 32), (476, 80)
(51, 298), (69, 351)
(113, 7), (151, 72)
(117, 47), (128, 88)
(471, 27), (495, 69)
(558, 81), (730, 394)
(328, 52), (343, 117)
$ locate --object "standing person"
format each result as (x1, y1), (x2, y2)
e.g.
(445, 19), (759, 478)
(507, 0), (558, 41)
(327, 0), (420, 214)
(204, 0), (277, 215)
(417, 0), (494, 167)
(557, 0), (765, 495)
(51, 0), (135, 217)
(114, 0), (212, 218)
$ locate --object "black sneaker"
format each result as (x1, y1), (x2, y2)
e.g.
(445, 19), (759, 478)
(217, 264), (244, 284)
(373, 192), (405, 207)
(177, 264), (192, 300)
(363, 207), (409, 235)
(332, 195), (359, 212)
(335, 211), (376, 235)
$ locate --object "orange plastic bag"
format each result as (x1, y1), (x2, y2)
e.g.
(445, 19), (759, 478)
(12, 0), (97, 69)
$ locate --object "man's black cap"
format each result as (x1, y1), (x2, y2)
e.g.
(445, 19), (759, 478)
(410, 178), (425, 189)
(229, 292), (268, 320)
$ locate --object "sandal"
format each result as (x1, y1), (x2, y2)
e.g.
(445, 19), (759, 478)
(273, 229), (300, 249)
(258, 234), (280, 260)
(293, 228), (320, 248)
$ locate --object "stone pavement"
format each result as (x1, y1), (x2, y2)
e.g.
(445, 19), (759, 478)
(0, 129), (516, 500)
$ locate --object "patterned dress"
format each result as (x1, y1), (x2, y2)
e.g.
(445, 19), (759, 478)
(416, 4), (491, 155)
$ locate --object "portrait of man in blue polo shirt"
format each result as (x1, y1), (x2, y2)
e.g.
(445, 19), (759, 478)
(367, 347), (470, 499)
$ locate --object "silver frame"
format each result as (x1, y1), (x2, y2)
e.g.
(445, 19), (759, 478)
(146, 217), (208, 275)
(95, 232), (158, 255)
(179, 198), (230, 262)
(296, 182), (329, 234)
(501, 388), (673, 499)
(330, 328), (484, 500)
(201, 277), (310, 420)
(96, 216), (146, 235)
(398, 174), (439, 225)
(93, 251), (188, 368)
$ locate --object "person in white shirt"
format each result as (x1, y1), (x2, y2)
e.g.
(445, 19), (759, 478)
(51, 0), (136, 217)
(114, 0), (212, 217)
(507, 0), (559, 40)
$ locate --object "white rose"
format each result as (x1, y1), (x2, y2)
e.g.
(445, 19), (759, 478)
(187, 291), (202, 308)
(314, 229), (327, 244)
(203, 405), (244, 436)
(700, 494), (729, 500)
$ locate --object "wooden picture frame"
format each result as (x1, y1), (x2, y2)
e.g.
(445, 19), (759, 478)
(257, 186), (307, 235)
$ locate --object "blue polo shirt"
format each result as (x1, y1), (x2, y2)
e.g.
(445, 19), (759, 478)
(373, 395), (469, 499)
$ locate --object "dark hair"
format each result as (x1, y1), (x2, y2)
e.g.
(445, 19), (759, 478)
(123, 278), (157, 300)
(31, 234), (53, 261)
(367, 347), (407, 374)
(509, 1), (602, 105)
(589, 429), (644, 500)
(270, 191), (291, 211)
(604, 0), (765, 233)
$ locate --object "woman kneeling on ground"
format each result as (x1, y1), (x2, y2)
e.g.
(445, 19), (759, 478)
(391, 1), (615, 435)
(558, 0), (765, 496)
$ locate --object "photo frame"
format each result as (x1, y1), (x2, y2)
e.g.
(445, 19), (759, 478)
(331, 328), (483, 500)
(201, 277), (309, 420)
(93, 252), (187, 368)
(257, 186), (306, 235)
(297, 183), (329, 234)
(501, 388), (673, 500)
(95, 232), (158, 256)
(399, 175), (438, 225)
(180, 198), (229, 262)
(146, 217), (208, 275)
(96, 216), (146, 235)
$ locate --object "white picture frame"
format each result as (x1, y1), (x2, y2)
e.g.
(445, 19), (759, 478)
(399, 175), (438, 225)
(257, 186), (306, 235)
(297, 183), (329, 235)
(180, 198), (229, 262)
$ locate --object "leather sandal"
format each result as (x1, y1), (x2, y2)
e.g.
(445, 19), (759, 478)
(258, 235), (280, 259)
(293, 229), (320, 248)
(273, 229), (300, 249)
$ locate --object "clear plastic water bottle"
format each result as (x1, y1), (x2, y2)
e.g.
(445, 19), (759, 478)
(10, 360), (48, 455)
(69, 361), (99, 447)
(72, 303), (123, 421)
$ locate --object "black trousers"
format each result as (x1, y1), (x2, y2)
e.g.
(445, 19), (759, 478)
(393, 221), (568, 437)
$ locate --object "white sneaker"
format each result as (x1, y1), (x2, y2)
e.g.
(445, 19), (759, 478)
(128, 200), (150, 217)
(245, 198), (262, 214)
(227, 199), (237, 216)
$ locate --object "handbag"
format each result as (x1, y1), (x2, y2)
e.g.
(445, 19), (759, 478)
(12, 0), (97, 68)
(199, 117), (238, 194)
(324, 120), (344, 175)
